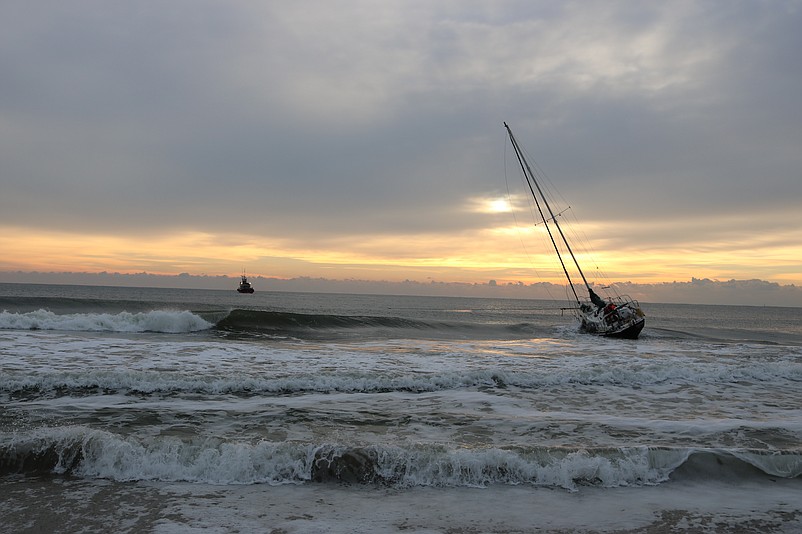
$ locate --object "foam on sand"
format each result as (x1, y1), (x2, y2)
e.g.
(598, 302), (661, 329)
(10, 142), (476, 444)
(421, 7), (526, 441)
(1, 476), (800, 533)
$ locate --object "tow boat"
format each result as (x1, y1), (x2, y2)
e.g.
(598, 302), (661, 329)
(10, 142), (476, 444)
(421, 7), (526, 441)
(237, 274), (255, 294)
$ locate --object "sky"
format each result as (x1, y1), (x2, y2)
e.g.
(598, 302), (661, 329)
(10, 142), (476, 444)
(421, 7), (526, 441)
(2, 1), (801, 304)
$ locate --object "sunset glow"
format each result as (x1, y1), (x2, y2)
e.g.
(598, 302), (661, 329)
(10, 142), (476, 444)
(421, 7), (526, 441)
(4, 209), (801, 288)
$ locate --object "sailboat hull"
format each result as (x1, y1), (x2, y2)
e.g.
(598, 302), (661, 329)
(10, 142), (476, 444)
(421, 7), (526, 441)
(578, 307), (645, 339)
(601, 317), (645, 339)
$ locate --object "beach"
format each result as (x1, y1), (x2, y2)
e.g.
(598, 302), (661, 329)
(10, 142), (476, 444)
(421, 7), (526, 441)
(4, 476), (801, 532)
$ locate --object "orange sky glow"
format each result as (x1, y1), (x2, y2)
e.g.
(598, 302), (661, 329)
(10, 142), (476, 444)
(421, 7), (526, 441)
(3, 206), (800, 288)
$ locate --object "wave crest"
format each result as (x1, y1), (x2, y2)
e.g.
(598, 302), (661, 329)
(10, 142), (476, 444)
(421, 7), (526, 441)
(3, 428), (799, 489)
(0, 309), (212, 333)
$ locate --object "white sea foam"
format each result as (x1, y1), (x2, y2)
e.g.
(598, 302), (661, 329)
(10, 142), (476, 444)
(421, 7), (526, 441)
(3, 332), (802, 398)
(9, 425), (799, 491)
(0, 309), (212, 333)
(3, 426), (694, 490)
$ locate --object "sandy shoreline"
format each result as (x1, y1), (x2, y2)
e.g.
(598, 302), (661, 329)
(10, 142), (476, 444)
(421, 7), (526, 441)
(2, 476), (801, 533)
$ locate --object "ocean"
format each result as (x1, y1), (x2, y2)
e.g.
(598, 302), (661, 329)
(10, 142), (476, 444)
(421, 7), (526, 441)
(1, 283), (801, 533)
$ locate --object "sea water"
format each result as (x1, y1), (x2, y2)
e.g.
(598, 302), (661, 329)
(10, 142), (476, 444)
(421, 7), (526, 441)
(1, 283), (801, 532)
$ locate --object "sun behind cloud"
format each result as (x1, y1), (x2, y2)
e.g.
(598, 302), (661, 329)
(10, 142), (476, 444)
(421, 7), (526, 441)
(488, 199), (513, 213)
(468, 196), (517, 214)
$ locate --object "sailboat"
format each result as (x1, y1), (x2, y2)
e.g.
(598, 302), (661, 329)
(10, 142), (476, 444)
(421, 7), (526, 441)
(504, 122), (645, 339)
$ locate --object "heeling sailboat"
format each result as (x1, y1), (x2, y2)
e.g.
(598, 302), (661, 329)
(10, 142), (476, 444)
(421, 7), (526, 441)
(503, 122), (645, 339)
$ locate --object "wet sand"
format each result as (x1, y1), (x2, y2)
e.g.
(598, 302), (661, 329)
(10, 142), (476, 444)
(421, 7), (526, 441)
(2, 476), (801, 533)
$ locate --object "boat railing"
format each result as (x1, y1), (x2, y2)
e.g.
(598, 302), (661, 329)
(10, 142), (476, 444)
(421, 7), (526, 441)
(609, 295), (640, 308)
(570, 294), (643, 314)
(574, 294), (643, 324)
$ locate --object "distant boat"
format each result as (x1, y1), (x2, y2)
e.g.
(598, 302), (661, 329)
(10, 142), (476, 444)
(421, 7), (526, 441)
(237, 274), (255, 294)
(504, 122), (645, 339)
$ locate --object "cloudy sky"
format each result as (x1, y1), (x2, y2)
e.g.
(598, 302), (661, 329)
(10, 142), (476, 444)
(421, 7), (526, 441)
(2, 1), (801, 294)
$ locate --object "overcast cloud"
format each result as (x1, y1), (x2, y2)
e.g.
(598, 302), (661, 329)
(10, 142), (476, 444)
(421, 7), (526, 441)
(2, 1), (801, 293)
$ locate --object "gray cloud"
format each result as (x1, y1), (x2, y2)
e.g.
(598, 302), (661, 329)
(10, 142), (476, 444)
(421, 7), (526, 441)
(1, 1), (800, 254)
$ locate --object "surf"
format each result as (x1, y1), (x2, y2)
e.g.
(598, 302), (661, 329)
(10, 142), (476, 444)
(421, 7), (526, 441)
(3, 427), (800, 490)
(0, 309), (213, 334)
(211, 308), (542, 341)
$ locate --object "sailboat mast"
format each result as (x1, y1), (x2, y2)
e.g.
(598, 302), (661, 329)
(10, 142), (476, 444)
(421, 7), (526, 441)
(505, 123), (601, 304)
(504, 123), (582, 304)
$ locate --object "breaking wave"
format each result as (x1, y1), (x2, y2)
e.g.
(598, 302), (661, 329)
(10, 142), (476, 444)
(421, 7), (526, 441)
(0, 307), (536, 339)
(2, 427), (800, 490)
(0, 309), (212, 334)
(4, 361), (802, 400)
